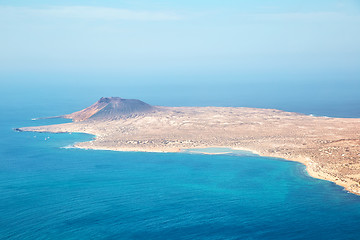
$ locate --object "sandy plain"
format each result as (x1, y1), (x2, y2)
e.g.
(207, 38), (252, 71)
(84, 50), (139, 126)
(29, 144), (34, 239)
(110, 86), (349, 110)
(19, 106), (360, 195)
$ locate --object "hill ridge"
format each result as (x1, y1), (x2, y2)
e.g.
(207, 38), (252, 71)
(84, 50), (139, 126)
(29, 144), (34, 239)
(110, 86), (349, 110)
(63, 97), (154, 121)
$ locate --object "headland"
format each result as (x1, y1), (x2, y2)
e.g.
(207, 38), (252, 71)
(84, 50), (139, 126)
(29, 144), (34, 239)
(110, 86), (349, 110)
(17, 97), (360, 195)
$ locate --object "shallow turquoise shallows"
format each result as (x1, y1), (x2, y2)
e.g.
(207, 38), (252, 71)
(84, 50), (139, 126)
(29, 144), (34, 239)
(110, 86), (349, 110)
(1, 100), (360, 240)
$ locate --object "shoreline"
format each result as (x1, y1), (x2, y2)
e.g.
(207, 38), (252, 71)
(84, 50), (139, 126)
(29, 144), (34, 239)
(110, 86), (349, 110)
(17, 127), (360, 196)
(69, 138), (359, 196)
(17, 105), (360, 196)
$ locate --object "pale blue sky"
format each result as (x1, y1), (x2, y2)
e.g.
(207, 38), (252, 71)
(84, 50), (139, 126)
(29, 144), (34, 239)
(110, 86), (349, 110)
(1, 0), (359, 79)
(1, 1), (360, 116)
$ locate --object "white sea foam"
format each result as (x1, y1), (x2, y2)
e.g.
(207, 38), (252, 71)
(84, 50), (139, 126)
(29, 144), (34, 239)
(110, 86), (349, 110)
(61, 145), (75, 149)
(309, 114), (330, 118)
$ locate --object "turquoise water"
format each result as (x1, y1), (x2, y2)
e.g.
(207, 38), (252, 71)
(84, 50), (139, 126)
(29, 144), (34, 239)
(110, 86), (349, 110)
(182, 148), (258, 156)
(1, 98), (360, 239)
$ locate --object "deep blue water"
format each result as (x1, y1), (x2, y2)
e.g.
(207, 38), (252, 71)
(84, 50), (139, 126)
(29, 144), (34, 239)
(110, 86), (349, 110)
(1, 90), (360, 239)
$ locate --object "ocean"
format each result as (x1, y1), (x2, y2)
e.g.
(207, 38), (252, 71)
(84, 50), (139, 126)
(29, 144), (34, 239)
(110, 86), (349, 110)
(1, 82), (360, 239)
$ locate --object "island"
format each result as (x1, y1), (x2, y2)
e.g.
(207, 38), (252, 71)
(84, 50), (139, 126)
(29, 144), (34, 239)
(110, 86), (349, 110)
(17, 97), (360, 195)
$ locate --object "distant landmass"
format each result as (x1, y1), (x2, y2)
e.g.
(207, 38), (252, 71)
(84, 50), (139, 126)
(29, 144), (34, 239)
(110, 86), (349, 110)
(17, 97), (360, 195)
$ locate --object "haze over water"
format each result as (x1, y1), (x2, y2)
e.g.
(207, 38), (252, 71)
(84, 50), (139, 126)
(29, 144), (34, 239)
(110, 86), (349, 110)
(1, 0), (360, 239)
(1, 0), (360, 118)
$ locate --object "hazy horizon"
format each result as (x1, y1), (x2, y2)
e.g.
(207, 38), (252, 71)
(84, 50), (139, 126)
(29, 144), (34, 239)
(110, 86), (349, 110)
(2, 2), (360, 239)
(1, 0), (360, 116)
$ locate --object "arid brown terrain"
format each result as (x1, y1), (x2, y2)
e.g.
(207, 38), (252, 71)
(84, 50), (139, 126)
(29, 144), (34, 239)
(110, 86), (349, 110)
(17, 97), (360, 195)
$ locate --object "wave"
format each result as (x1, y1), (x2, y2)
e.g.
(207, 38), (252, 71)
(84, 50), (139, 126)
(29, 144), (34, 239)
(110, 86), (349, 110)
(61, 144), (76, 149)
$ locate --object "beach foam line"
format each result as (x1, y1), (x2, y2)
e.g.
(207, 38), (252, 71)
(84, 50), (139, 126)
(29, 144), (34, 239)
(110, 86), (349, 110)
(61, 144), (76, 149)
(182, 147), (258, 156)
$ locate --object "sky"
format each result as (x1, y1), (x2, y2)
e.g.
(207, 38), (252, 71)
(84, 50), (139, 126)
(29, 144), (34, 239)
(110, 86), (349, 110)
(1, 0), (360, 114)
(1, 0), (359, 76)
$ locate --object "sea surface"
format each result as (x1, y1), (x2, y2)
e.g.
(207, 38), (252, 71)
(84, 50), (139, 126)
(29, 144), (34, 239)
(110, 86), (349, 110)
(1, 91), (360, 240)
